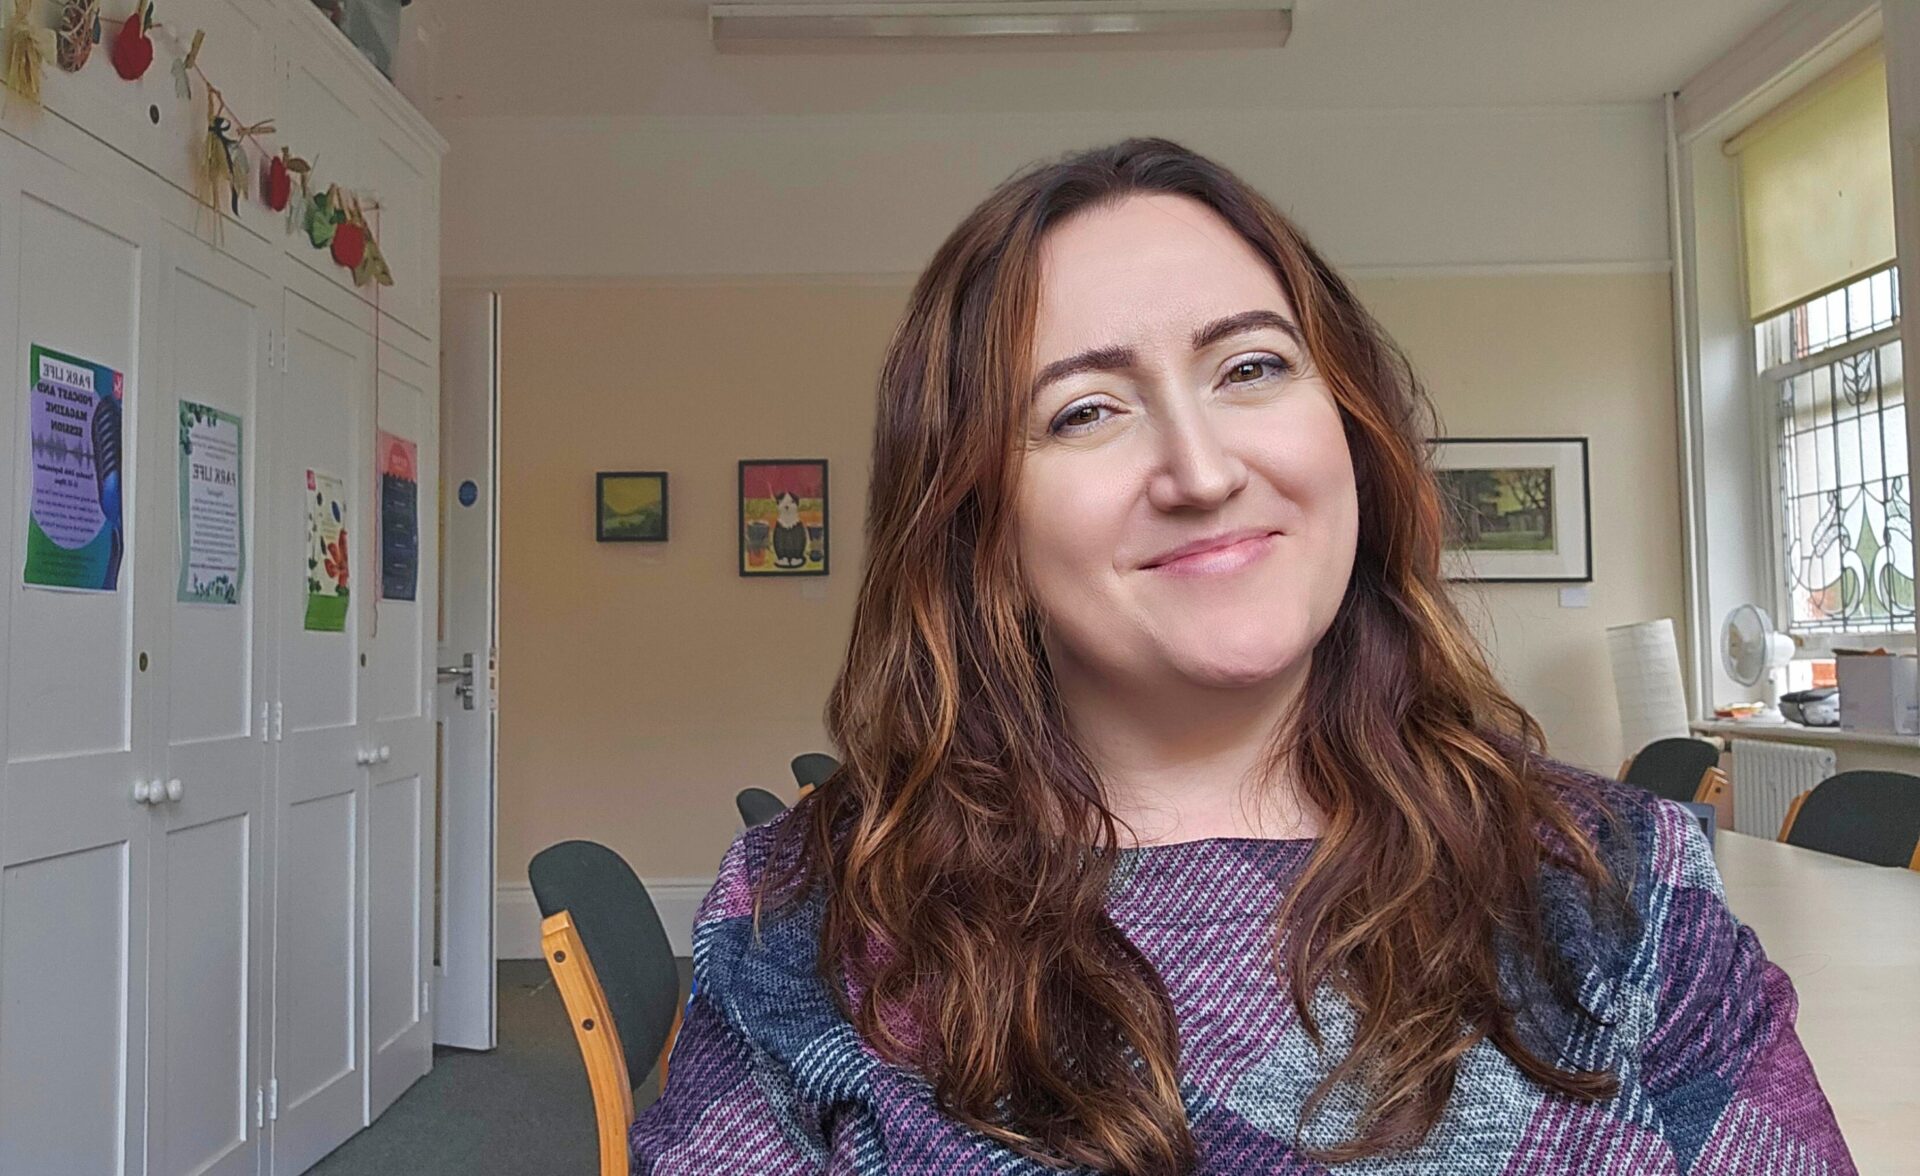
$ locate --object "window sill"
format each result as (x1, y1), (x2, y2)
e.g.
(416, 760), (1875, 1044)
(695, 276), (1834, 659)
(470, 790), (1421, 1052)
(1691, 718), (1920, 750)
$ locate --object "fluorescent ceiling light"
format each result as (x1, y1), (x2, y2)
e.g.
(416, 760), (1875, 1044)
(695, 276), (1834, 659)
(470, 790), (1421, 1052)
(709, 0), (1293, 42)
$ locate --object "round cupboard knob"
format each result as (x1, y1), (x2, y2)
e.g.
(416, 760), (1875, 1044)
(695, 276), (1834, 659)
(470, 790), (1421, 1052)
(165, 778), (183, 802)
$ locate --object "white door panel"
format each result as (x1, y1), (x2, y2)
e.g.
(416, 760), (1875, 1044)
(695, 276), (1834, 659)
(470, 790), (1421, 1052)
(367, 341), (435, 1115)
(269, 292), (370, 1176)
(146, 231), (274, 1176)
(0, 137), (159, 1176)
(433, 290), (496, 1050)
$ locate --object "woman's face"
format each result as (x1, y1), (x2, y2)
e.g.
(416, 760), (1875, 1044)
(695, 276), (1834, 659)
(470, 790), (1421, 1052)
(1015, 193), (1359, 695)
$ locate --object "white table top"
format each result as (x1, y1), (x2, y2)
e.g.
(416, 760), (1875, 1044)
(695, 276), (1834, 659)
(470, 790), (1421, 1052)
(1713, 831), (1920, 1173)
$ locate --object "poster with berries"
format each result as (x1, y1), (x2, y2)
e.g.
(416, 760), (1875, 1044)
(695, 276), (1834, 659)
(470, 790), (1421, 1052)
(303, 467), (348, 632)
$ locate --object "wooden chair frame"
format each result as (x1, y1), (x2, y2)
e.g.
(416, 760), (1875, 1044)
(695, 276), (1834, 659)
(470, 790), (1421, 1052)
(541, 910), (683, 1176)
(1619, 755), (1733, 831)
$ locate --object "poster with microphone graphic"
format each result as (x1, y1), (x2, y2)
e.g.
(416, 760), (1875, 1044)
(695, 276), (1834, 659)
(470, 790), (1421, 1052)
(23, 345), (124, 592)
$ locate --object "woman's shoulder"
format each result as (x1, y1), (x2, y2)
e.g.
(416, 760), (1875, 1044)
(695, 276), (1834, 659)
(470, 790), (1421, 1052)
(1530, 750), (1718, 887)
(689, 804), (833, 1003)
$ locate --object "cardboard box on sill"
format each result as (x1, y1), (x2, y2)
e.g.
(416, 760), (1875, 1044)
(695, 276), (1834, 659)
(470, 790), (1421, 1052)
(1833, 647), (1920, 735)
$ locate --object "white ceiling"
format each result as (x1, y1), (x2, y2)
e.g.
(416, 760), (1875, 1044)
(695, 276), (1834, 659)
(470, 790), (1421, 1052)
(417, 0), (1791, 119)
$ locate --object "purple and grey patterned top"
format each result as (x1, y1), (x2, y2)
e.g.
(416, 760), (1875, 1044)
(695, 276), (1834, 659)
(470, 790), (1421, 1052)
(630, 764), (1857, 1174)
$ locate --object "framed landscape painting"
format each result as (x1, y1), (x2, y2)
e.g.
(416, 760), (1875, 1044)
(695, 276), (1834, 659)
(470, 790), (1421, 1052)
(740, 459), (827, 576)
(1430, 437), (1591, 582)
(596, 471), (669, 542)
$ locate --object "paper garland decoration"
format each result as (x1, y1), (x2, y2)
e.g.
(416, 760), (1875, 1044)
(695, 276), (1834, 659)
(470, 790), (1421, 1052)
(2, 1), (398, 287)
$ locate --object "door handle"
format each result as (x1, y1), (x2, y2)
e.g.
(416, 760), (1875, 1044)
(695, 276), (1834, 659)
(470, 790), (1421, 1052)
(437, 652), (477, 710)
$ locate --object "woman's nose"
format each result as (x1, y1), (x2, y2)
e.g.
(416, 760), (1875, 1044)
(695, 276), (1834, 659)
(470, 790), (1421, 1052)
(1146, 406), (1248, 513)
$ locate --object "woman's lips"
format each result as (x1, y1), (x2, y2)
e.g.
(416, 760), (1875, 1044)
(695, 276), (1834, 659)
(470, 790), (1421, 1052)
(1142, 530), (1281, 576)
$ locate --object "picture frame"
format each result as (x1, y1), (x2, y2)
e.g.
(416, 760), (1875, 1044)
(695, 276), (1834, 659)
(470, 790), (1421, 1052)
(1429, 436), (1591, 583)
(739, 459), (828, 577)
(595, 471), (669, 543)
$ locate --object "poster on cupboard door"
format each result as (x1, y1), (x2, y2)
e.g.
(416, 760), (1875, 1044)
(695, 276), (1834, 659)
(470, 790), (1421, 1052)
(305, 468), (349, 632)
(177, 401), (244, 604)
(23, 344), (124, 592)
(378, 429), (418, 602)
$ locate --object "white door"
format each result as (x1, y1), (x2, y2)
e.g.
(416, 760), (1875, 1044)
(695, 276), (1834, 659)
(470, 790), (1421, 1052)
(366, 338), (437, 1115)
(269, 290), (370, 1176)
(0, 136), (162, 1176)
(433, 290), (497, 1050)
(142, 228), (275, 1176)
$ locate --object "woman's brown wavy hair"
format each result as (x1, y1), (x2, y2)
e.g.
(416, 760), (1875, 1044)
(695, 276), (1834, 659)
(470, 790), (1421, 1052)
(761, 137), (1626, 1173)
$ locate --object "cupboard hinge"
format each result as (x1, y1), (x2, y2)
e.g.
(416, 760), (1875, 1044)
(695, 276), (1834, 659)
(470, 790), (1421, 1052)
(256, 1087), (265, 1130)
(265, 329), (274, 374)
(271, 701), (284, 742)
(269, 1078), (279, 1122)
(259, 701), (270, 742)
(422, 980), (431, 1016)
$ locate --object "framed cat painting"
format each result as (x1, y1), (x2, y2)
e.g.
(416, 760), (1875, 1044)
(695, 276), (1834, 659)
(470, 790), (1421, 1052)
(740, 459), (828, 577)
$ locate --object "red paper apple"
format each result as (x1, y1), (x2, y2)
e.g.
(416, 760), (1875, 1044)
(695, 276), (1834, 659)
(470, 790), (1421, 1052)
(111, 9), (154, 80)
(330, 220), (366, 270)
(265, 154), (291, 211)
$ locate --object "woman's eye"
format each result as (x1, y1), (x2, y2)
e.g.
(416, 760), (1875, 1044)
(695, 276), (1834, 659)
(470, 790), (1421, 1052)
(1050, 401), (1113, 436)
(1225, 355), (1290, 385)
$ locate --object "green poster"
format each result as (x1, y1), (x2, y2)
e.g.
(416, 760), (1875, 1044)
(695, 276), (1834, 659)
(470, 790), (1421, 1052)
(177, 402), (244, 604)
(304, 468), (349, 632)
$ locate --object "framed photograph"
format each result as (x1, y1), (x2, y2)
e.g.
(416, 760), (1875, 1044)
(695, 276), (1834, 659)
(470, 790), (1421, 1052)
(596, 471), (669, 542)
(1430, 437), (1590, 583)
(740, 459), (828, 576)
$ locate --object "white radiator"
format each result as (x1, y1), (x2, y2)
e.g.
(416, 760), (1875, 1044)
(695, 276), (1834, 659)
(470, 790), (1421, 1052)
(1730, 738), (1834, 837)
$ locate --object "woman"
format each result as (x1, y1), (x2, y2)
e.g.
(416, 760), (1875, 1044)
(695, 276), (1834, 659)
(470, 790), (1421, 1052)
(631, 139), (1855, 1174)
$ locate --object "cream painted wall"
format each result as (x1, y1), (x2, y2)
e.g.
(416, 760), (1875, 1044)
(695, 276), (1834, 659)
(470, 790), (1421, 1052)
(496, 271), (1681, 885)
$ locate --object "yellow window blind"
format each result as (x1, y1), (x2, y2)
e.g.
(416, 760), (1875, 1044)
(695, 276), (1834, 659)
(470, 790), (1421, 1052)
(1728, 45), (1896, 321)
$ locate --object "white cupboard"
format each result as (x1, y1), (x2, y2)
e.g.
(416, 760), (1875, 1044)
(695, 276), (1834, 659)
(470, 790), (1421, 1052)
(0, 3), (444, 1173)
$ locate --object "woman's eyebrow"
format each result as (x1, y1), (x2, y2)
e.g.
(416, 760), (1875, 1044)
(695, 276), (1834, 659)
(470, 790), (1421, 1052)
(1029, 310), (1304, 403)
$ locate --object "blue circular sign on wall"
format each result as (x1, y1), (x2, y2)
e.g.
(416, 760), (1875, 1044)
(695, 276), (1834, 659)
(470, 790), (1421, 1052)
(458, 480), (479, 508)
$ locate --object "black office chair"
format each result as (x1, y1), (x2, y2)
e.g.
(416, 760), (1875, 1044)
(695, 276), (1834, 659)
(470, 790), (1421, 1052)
(736, 786), (789, 827)
(527, 841), (682, 1110)
(790, 752), (840, 792)
(1778, 769), (1920, 868)
(1619, 736), (1728, 807)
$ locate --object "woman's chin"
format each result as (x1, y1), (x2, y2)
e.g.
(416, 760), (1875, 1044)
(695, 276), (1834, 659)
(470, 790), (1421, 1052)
(1168, 645), (1304, 691)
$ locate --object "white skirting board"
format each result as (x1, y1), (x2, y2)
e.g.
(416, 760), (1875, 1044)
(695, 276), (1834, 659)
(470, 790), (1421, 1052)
(497, 878), (715, 960)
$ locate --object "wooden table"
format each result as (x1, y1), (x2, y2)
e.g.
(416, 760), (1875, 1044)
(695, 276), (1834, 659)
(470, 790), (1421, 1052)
(1713, 831), (1920, 1173)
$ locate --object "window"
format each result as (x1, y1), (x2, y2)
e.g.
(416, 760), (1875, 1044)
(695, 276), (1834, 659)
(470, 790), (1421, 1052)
(1730, 42), (1906, 638)
(1758, 264), (1907, 634)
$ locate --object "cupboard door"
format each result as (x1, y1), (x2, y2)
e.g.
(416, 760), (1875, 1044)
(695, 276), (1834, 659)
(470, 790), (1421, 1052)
(366, 341), (436, 1118)
(144, 230), (276, 1176)
(0, 136), (162, 1176)
(268, 291), (371, 1176)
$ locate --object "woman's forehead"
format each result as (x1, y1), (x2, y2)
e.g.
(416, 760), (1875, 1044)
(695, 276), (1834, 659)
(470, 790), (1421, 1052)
(1034, 195), (1292, 355)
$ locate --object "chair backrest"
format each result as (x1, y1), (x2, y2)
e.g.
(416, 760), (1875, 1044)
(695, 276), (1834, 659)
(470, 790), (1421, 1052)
(1621, 736), (1723, 805)
(790, 752), (840, 790)
(736, 786), (789, 827)
(527, 840), (681, 1089)
(1782, 769), (1920, 867)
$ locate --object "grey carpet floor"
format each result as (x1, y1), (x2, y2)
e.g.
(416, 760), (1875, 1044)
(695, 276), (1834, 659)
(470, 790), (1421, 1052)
(305, 958), (691, 1176)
